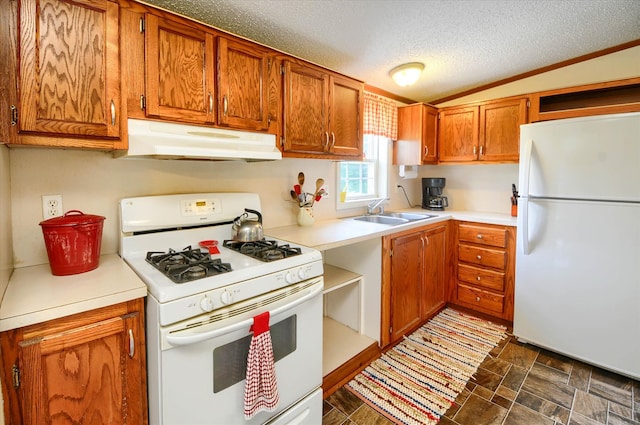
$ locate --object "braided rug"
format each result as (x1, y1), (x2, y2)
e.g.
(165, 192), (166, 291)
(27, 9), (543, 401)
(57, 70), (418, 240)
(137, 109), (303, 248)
(346, 308), (507, 425)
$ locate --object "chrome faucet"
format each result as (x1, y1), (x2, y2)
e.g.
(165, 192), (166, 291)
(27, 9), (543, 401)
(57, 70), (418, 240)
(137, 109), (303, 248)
(367, 198), (389, 215)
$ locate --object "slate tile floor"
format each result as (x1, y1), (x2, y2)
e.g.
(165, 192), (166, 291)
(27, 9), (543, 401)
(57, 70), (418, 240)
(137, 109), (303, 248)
(323, 330), (639, 425)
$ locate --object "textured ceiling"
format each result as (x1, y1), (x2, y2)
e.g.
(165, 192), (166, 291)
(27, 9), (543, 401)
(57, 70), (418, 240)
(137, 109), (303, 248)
(140, 0), (640, 103)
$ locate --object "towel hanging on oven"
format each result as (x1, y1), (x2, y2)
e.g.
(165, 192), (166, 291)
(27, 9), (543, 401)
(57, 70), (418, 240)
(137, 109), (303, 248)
(244, 311), (279, 419)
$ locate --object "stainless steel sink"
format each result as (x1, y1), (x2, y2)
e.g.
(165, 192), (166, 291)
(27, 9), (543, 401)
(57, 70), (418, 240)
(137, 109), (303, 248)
(350, 212), (436, 226)
(380, 212), (436, 221)
(352, 215), (409, 225)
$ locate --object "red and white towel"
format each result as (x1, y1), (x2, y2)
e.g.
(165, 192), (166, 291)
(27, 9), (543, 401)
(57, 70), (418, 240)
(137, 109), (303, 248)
(244, 311), (279, 420)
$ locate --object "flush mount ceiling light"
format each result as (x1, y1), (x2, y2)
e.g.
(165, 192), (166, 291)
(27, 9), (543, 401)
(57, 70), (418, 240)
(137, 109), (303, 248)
(389, 62), (425, 87)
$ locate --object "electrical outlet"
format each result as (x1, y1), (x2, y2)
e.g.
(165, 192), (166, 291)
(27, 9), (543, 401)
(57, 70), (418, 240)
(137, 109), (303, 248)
(42, 195), (63, 219)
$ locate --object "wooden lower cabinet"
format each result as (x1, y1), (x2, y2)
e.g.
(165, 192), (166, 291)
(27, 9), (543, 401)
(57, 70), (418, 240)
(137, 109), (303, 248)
(449, 221), (515, 320)
(381, 222), (448, 348)
(0, 299), (148, 425)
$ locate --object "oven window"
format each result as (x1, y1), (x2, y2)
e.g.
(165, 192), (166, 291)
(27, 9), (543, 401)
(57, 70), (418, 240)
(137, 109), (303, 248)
(212, 315), (297, 393)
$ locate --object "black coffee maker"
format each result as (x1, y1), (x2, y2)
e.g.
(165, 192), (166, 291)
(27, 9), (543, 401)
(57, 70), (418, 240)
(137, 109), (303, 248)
(422, 178), (449, 210)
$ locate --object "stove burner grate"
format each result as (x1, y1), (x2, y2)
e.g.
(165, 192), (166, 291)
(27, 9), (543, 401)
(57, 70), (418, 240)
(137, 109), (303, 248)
(223, 239), (302, 262)
(146, 247), (232, 283)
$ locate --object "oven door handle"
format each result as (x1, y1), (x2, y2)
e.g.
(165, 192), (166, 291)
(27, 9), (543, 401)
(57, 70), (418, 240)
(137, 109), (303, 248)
(165, 283), (322, 347)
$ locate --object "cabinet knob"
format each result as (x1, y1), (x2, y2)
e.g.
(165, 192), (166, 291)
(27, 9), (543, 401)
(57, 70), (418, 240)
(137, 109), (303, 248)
(476, 276), (481, 281)
(223, 95), (228, 115)
(476, 296), (480, 302)
(476, 255), (482, 260)
(477, 234), (483, 239)
(209, 93), (214, 113)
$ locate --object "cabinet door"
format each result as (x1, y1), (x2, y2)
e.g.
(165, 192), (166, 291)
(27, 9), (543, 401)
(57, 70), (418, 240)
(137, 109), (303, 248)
(479, 97), (528, 162)
(438, 106), (478, 162)
(217, 37), (269, 131)
(388, 232), (423, 344)
(421, 105), (438, 164)
(18, 313), (145, 425)
(396, 103), (437, 165)
(282, 61), (328, 153)
(19, 0), (120, 138)
(328, 75), (363, 157)
(145, 14), (215, 123)
(422, 225), (447, 319)
(395, 104), (422, 165)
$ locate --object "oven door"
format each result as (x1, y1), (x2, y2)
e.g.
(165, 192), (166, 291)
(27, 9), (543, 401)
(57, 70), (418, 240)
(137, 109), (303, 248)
(156, 278), (323, 425)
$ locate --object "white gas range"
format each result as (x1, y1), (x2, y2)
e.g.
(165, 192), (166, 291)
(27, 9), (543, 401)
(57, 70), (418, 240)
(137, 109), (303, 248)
(119, 193), (324, 425)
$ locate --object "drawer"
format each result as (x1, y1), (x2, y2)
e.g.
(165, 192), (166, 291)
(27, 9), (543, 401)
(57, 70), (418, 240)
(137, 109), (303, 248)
(458, 244), (506, 270)
(458, 264), (505, 291)
(457, 284), (504, 315)
(459, 224), (506, 248)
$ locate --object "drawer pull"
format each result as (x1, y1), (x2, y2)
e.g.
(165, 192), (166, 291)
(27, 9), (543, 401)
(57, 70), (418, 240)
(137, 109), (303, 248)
(476, 276), (481, 281)
(476, 255), (482, 260)
(476, 296), (480, 302)
(477, 234), (483, 239)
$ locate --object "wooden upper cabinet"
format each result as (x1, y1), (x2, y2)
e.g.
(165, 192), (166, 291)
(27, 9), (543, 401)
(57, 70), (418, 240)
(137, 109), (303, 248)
(422, 105), (438, 163)
(438, 105), (479, 162)
(328, 75), (363, 157)
(282, 60), (363, 158)
(282, 61), (329, 154)
(217, 37), (270, 131)
(18, 0), (121, 139)
(438, 96), (528, 163)
(144, 13), (215, 123)
(395, 103), (438, 165)
(479, 97), (528, 162)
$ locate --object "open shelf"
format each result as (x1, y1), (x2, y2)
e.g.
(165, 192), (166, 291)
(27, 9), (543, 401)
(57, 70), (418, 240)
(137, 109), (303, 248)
(322, 316), (376, 377)
(323, 263), (361, 293)
(529, 78), (640, 122)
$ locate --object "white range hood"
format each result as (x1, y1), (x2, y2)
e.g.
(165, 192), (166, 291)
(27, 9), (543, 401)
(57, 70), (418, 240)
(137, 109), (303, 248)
(116, 119), (282, 161)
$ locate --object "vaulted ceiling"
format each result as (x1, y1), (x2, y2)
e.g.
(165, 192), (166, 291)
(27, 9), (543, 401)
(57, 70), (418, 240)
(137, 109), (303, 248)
(140, 0), (640, 103)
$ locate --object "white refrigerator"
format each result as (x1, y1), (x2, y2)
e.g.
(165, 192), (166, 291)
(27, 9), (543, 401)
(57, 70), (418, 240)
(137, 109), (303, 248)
(514, 112), (640, 379)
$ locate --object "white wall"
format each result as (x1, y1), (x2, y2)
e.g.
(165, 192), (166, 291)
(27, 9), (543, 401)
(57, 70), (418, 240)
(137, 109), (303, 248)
(436, 45), (640, 107)
(9, 149), (417, 267)
(0, 144), (10, 425)
(0, 145), (11, 292)
(420, 163), (519, 213)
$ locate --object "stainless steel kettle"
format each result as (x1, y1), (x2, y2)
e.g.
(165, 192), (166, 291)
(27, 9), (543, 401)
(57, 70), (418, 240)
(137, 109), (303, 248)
(231, 209), (264, 242)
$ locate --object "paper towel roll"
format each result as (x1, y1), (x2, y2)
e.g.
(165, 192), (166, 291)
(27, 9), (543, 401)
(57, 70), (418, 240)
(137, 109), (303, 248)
(399, 165), (418, 179)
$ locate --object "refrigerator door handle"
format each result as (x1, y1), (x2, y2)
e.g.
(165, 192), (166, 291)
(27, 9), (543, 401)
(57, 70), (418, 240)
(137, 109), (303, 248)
(521, 139), (533, 197)
(520, 197), (530, 255)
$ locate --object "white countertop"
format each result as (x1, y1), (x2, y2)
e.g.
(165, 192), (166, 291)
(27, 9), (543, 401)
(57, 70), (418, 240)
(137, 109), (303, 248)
(0, 254), (147, 331)
(266, 209), (516, 251)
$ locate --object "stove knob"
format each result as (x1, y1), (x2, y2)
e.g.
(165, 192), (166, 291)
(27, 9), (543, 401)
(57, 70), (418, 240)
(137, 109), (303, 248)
(220, 289), (234, 305)
(297, 268), (307, 280)
(285, 271), (296, 284)
(200, 296), (214, 312)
